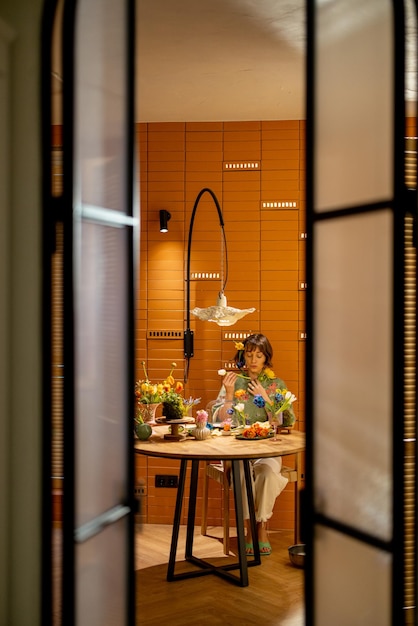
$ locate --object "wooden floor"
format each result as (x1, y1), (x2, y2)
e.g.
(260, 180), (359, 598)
(135, 523), (305, 626)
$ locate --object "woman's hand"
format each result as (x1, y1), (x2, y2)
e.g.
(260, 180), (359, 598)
(247, 379), (270, 404)
(222, 371), (237, 398)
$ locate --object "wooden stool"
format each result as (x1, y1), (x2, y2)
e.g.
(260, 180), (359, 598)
(201, 461), (298, 554)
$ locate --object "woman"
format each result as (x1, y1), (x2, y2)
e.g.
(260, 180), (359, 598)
(214, 333), (296, 556)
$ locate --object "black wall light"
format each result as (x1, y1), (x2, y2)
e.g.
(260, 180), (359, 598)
(159, 209), (171, 232)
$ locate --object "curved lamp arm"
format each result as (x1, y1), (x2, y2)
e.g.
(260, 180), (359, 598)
(184, 188), (227, 377)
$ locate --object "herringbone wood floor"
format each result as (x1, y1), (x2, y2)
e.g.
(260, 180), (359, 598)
(135, 524), (305, 626)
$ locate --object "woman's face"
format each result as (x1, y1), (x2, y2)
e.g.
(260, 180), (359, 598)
(244, 347), (266, 378)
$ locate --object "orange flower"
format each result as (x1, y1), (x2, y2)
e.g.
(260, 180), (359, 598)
(235, 389), (246, 398)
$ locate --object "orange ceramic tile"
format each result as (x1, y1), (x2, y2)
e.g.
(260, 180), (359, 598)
(262, 170), (300, 184)
(262, 139), (300, 153)
(148, 122), (186, 132)
(223, 190), (260, 203)
(185, 171), (223, 183)
(223, 130), (261, 141)
(147, 130), (185, 143)
(223, 144), (261, 158)
(147, 180), (185, 193)
(261, 128), (300, 140)
(147, 171), (185, 182)
(186, 130), (224, 142)
(186, 151), (223, 162)
(186, 140), (223, 152)
(148, 161), (185, 172)
(186, 122), (224, 132)
(185, 161), (222, 172)
(184, 184), (223, 200)
(223, 121), (261, 131)
(261, 120), (300, 130)
(262, 153), (300, 166)
(148, 140), (185, 152)
(222, 180), (262, 193)
(147, 154), (185, 167)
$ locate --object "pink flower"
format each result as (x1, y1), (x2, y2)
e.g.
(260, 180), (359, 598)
(195, 409), (208, 426)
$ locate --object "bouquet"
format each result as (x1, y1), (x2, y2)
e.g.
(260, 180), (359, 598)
(135, 361), (200, 421)
(254, 388), (297, 427)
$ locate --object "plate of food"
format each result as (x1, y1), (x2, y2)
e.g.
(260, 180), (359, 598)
(235, 422), (273, 440)
(235, 433), (274, 440)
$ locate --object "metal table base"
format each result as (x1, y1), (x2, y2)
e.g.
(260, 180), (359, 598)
(167, 458), (261, 587)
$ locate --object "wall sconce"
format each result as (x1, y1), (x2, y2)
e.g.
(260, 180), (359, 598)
(159, 210), (171, 232)
(184, 188), (255, 380)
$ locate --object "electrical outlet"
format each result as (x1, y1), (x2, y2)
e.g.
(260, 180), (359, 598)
(155, 474), (178, 488)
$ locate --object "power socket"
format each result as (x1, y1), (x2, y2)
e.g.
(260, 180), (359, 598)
(155, 474), (178, 488)
(134, 485), (146, 497)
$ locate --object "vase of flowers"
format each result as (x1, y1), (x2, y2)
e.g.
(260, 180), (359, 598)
(135, 361), (200, 425)
(181, 395), (202, 417)
(194, 410), (211, 440)
(253, 388), (297, 437)
(136, 402), (161, 424)
(135, 361), (166, 425)
(228, 401), (247, 427)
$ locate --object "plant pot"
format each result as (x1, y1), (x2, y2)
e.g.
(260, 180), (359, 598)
(137, 402), (161, 424)
(163, 401), (183, 421)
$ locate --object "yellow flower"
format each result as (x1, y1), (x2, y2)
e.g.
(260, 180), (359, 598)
(136, 361), (182, 405)
(263, 367), (276, 379)
(234, 341), (244, 350)
(235, 388), (246, 398)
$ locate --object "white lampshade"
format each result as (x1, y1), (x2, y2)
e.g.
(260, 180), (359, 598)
(191, 292), (256, 327)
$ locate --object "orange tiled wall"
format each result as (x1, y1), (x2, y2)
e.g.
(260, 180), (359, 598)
(135, 120), (306, 531)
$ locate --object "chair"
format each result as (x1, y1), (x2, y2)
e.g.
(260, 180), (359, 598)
(201, 460), (298, 554)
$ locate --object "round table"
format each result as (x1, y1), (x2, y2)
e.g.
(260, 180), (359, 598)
(135, 427), (305, 587)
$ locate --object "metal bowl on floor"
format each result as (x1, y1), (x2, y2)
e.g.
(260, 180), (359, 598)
(288, 544), (305, 568)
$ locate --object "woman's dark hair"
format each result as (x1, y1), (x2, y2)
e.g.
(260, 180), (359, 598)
(234, 333), (273, 369)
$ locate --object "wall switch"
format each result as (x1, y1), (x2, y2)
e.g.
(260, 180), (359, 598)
(155, 474), (178, 488)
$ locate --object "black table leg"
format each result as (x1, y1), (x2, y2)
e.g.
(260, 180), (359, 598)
(242, 460), (261, 564)
(166, 457), (262, 586)
(167, 458), (187, 581)
(230, 459), (248, 585)
(184, 459), (199, 558)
